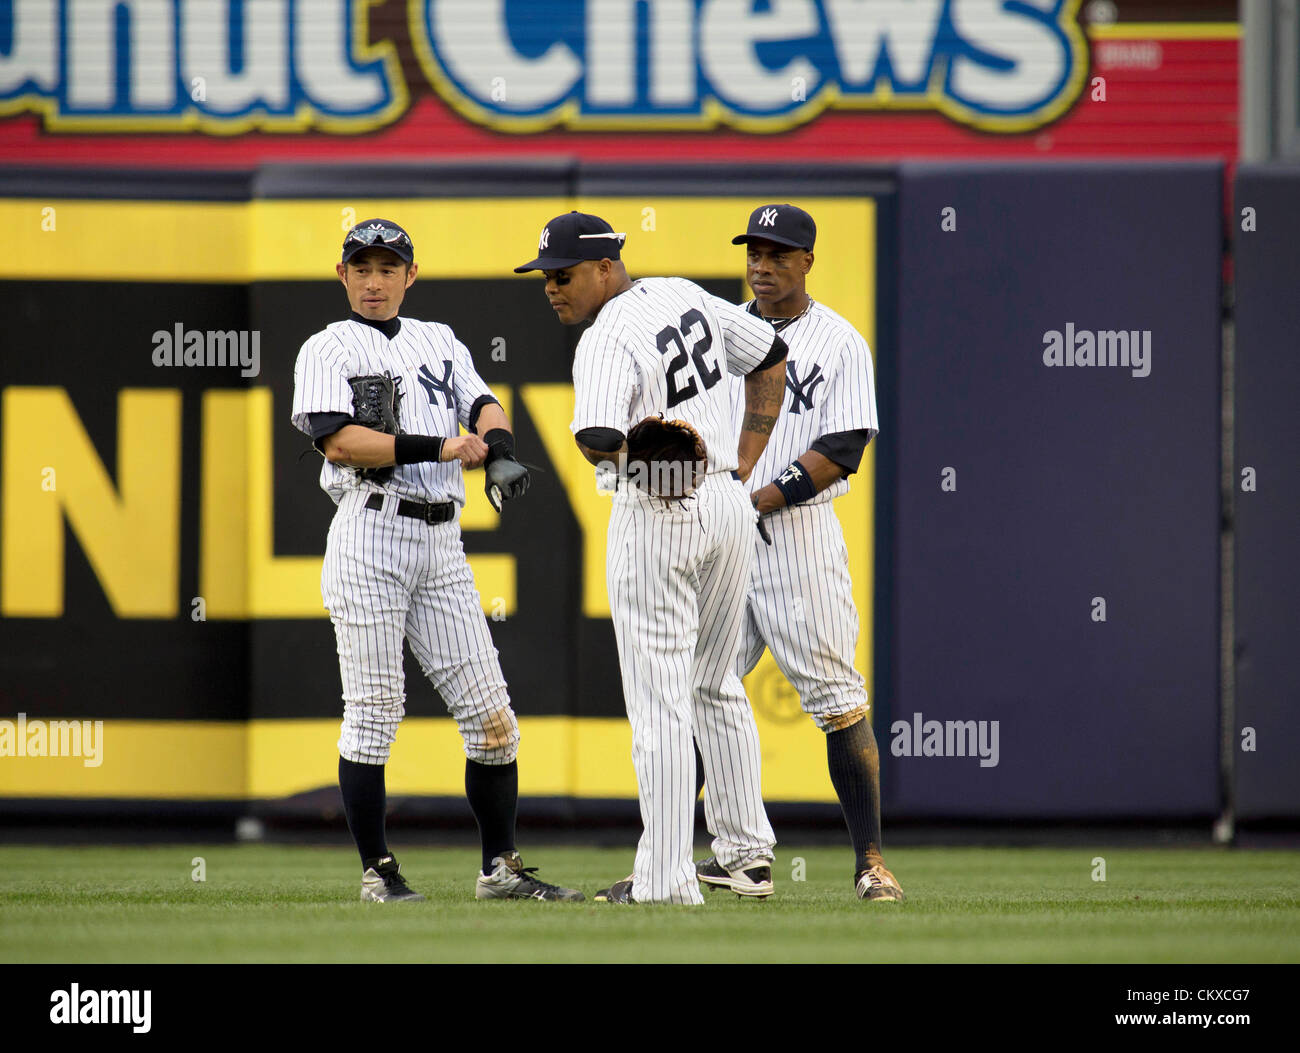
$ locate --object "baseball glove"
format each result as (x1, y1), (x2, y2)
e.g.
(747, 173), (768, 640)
(625, 415), (707, 499)
(348, 372), (404, 482)
(349, 372), (404, 436)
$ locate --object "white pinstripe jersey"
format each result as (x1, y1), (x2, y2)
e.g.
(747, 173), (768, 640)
(732, 300), (879, 506)
(570, 277), (777, 472)
(290, 317), (497, 506)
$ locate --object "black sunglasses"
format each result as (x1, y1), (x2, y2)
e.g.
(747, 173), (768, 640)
(344, 226), (412, 250)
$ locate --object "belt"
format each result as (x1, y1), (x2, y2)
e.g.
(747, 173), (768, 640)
(364, 492), (456, 524)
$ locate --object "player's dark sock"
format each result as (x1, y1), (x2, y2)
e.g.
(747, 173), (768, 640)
(338, 755), (389, 864)
(694, 739), (706, 800)
(465, 759), (518, 874)
(826, 717), (885, 872)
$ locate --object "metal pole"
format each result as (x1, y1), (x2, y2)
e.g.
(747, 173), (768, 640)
(1241, 0), (1274, 162)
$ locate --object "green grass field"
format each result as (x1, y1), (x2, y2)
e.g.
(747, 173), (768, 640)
(1, 844), (1297, 963)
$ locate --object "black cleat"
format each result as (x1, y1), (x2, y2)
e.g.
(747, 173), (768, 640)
(360, 855), (425, 903)
(594, 876), (636, 904)
(695, 856), (774, 898)
(475, 851), (585, 901)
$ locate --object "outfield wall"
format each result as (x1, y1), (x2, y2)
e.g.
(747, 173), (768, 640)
(0, 164), (880, 813)
(2, 159), (1290, 825)
(881, 163), (1223, 819)
(1232, 164), (1300, 822)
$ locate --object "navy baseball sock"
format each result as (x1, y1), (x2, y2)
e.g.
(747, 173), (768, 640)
(465, 759), (518, 874)
(338, 756), (389, 864)
(826, 717), (885, 873)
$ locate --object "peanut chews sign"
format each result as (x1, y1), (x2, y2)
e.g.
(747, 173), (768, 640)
(1, 0), (1088, 134)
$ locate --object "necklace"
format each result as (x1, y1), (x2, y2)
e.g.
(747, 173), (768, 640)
(748, 297), (814, 333)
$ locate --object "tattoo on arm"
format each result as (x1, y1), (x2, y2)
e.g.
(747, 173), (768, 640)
(748, 369), (785, 405)
(742, 411), (777, 436)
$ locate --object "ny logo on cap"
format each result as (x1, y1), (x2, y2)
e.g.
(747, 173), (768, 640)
(539, 227), (551, 251)
(759, 208), (779, 226)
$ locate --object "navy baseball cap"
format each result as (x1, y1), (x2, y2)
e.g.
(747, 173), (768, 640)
(515, 212), (626, 273)
(342, 219), (414, 264)
(732, 204), (816, 251)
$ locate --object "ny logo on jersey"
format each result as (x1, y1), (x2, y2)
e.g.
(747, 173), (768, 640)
(759, 208), (778, 227)
(785, 361), (825, 414)
(416, 361), (455, 409)
(539, 227), (550, 251)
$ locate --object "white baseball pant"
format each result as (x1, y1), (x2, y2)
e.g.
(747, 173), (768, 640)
(738, 501), (869, 731)
(607, 472), (777, 904)
(322, 489), (519, 766)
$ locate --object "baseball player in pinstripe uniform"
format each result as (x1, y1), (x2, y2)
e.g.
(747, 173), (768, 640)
(516, 212), (790, 904)
(696, 204), (904, 902)
(291, 218), (582, 903)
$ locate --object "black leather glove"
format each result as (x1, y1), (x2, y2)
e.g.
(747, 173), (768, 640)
(484, 429), (529, 512)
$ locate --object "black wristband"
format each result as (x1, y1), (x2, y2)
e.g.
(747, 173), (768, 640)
(393, 434), (444, 465)
(772, 459), (818, 507)
(484, 428), (515, 465)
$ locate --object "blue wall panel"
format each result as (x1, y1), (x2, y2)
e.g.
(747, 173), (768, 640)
(888, 163), (1222, 817)
(1232, 164), (1300, 820)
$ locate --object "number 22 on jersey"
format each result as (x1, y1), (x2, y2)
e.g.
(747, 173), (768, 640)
(656, 308), (720, 409)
